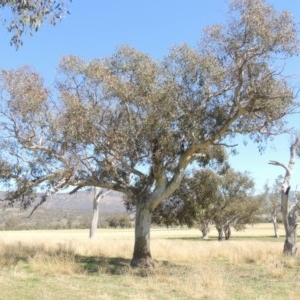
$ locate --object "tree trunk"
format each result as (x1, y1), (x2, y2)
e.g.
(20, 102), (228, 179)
(282, 188), (298, 256)
(283, 205), (298, 256)
(224, 224), (231, 240)
(269, 135), (300, 256)
(271, 215), (279, 238)
(131, 202), (153, 267)
(216, 225), (223, 241)
(89, 188), (111, 239)
(89, 194), (100, 239)
(283, 218), (297, 256)
(200, 221), (210, 240)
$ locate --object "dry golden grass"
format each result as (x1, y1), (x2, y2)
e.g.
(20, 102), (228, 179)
(0, 225), (300, 299)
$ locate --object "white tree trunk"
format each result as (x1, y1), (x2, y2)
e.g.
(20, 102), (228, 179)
(131, 202), (153, 267)
(282, 191), (298, 256)
(271, 214), (279, 238)
(269, 134), (300, 256)
(200, 220), (210, 240)
(89, 188), (111, 239)
(130, 153), (190, 267)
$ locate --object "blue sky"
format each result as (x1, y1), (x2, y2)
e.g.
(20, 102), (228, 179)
(1, 0), (300, 193)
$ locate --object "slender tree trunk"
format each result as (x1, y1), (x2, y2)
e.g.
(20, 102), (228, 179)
(89, 188), (111, 239)
(131, 202), (153, 267)
(271, 214), (279, 238)
(200, 220), (210, 240)
(89, 194), (100, 239)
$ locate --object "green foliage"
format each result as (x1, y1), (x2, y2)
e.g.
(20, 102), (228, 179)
(0, 0), (299, 263)
(0, 0), (298, 211)
(153, 168), (261, 238)
(107, 215), (132, 229)
(0, 0), (71, 48)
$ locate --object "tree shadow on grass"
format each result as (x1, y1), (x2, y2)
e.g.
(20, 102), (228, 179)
(166, 237), (217, 241)
(75, 255), (185, 277)
(76, 255), (132, 275)
(167, 236), (286, 242)
(230, 236), (285, 242)
(0, 242), (188, 277)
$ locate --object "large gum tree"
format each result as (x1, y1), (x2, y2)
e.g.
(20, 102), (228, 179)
(0, 0), (299, 267)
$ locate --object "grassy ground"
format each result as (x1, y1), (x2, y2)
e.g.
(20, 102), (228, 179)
(0, 224), (300, 299)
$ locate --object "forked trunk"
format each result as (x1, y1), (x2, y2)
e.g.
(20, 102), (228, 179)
(131, 202), (153, 267)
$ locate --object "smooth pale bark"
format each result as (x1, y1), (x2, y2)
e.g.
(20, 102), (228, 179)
(200, 221), (210, 240)
(131, 155), (189, 267)
(131, 202), (153, 267)
(269, 135), (300, 256)
(271, 215), (280, 238)
(89, 192), (100, 238)
(282, 189), (298, 255)
(89, 188), (111, 239)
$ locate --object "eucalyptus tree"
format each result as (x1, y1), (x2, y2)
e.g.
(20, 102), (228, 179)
(262, 176), (283, 238)
(152, 168), (221, 239)
(89, 187), (111, 239)
(152, 149), (228, 239)
(153, 168), (259, 241)
(212, 170), (258, 240)
(0, 0), (71, 48)
(269, 135), (300, 256)
(0, 0), (299, 267)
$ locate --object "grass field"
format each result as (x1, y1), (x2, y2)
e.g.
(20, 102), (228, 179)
(1, 224), (300, 300)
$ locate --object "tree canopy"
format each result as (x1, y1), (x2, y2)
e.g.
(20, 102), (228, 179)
(0, 0), (71, 48)
(0, 0), (299, 266)
(153, 168), (260, 240)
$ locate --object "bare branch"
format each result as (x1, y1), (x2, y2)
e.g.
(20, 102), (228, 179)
(268, 160), (290, 173)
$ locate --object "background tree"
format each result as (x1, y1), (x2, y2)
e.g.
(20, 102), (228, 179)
(212, 170), (259, 240)
(269, 135), (300, 256)
(152, 147), (228, 239)
(89, 187), (111, 239)
(0, 0), (299, 267)
(262, 176), (283, 238)
(0, 0), (71, 48)
(153, 168), (259, 241)
(152, 168), (221, 239)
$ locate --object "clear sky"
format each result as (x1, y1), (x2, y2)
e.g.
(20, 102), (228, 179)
(1, 0), (300, 193)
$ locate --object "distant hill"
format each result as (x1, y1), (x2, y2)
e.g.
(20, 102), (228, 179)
(40, 190), (126, 213)
(0, 190), (129, 230)
(0, 190), (126, 214)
